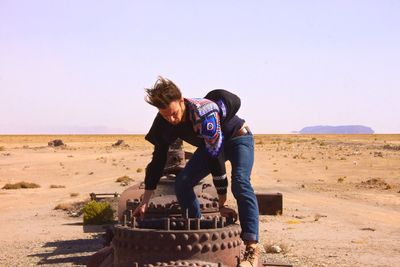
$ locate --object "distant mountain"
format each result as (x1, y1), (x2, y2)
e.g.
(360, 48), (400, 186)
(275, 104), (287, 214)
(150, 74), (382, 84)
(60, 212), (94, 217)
(299, 125), (374, 134)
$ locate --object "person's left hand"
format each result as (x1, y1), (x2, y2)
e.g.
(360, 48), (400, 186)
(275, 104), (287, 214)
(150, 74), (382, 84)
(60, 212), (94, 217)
(219, 205), (238, 222)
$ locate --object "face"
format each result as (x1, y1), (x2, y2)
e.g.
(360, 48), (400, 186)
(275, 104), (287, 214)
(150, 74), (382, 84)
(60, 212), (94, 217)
(159, 99), (185, 125)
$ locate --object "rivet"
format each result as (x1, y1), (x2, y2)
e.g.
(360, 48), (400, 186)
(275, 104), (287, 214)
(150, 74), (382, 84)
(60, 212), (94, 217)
(202, 243), (211, 252)
(185, 245), (192, 252)
(228, 231), (233, 238)
(201, 233), (210, 241)
(183, 234), (189, 241)
(221, 232), (227, 239)
(194, 243), (202, 252)
(228, 241), (233, 248)
(212, 243), (220, 251)
(175, 245), (182, 252)
(212, 233), (219, 240)
(192, 233), (200, 241)
(169, 234), (176, 241)
(221, 242), (226, 250)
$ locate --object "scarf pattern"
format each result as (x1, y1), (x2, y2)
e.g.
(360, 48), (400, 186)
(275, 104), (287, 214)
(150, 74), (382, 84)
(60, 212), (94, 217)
(185, 98), (223, 157)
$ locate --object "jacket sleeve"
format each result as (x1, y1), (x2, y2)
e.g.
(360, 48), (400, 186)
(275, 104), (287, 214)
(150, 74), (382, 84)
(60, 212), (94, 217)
(144, 144), (169, 190)
(144, 113), (174, 190)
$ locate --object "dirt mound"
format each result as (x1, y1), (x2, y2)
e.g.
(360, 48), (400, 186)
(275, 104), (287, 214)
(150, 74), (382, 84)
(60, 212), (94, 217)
(48, 139), (65, 147)
(358, 178), (391, 190)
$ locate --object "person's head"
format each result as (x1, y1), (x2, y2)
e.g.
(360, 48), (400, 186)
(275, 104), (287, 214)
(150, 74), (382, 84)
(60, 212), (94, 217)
(145, 76), (185, 125)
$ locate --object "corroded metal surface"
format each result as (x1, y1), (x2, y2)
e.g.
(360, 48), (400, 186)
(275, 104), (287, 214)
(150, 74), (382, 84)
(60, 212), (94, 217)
(255, 193), (283, 215)
(113, 217), (241, 267)
(114, 139), (241, 267)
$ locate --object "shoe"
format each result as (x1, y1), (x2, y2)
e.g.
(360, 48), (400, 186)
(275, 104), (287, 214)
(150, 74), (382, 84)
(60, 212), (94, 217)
(238, 244), (259, 267)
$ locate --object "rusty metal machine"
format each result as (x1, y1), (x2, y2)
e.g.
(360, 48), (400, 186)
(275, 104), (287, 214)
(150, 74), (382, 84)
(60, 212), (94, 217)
(113, 139), (242, 267)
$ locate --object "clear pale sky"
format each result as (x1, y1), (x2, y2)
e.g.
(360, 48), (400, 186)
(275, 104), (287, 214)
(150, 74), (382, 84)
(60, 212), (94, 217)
(1, 1), (399, 134)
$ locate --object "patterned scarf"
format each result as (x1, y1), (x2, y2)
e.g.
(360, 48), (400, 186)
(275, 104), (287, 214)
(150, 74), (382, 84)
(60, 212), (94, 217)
(185, 98), (223, 157)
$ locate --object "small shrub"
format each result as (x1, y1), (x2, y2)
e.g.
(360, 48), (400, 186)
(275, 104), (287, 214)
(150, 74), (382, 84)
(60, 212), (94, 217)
(50, 184), (66, 189)
(2, 181), (40, 190)
(115, 175), (133, 184)
(136, 168), (143, 173)
(337, 176), (346, 183)
(0, 146), (5, 151)
(70, 192), (79, 197)
(82, 200), (114, 225)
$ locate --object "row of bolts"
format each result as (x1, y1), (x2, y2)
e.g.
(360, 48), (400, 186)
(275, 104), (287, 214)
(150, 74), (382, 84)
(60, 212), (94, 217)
(122, 209), (227, 230)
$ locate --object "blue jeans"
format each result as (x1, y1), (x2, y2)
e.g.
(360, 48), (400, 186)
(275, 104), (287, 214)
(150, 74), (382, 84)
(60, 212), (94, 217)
(175, 134), (259, 242)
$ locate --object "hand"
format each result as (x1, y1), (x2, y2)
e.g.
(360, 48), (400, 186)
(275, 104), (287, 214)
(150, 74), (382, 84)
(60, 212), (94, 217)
(219, 205), (238, 223)
(132, 189), (153, 219)
(132, 202), (148, 219)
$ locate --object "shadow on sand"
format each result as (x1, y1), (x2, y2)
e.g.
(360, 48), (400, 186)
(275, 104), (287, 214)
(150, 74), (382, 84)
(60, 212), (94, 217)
(29, 238), (102, 266)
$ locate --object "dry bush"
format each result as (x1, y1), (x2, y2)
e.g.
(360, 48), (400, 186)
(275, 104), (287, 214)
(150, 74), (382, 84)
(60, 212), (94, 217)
(136, 168), (143, 173)
(115, 175), (133, 183)
(0, 146), (5, 151)
(2, 181), (40, 190)
(383, 144), (400, 151)
(70, 192), (79, 197)
(54, 200), (89, 216)
(50, 184), (66, 189)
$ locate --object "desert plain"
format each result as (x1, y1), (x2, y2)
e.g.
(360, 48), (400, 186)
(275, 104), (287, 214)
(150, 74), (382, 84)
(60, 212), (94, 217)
(0, 134), (399, 267)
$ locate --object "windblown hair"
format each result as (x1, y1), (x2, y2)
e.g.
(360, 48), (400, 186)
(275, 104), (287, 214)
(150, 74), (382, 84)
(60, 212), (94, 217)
(145, 77), (182, 109)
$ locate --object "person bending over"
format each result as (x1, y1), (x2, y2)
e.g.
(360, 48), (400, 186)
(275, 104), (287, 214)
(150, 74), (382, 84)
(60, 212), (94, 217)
(133, 77), (259, 267)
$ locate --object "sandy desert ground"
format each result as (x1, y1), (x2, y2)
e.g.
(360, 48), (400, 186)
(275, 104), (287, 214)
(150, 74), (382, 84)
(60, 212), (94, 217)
(0, 134), (399, 267)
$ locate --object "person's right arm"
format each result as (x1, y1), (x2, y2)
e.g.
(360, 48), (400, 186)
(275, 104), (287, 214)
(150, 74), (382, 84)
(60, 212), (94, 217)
(133, 143), (169, 218)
